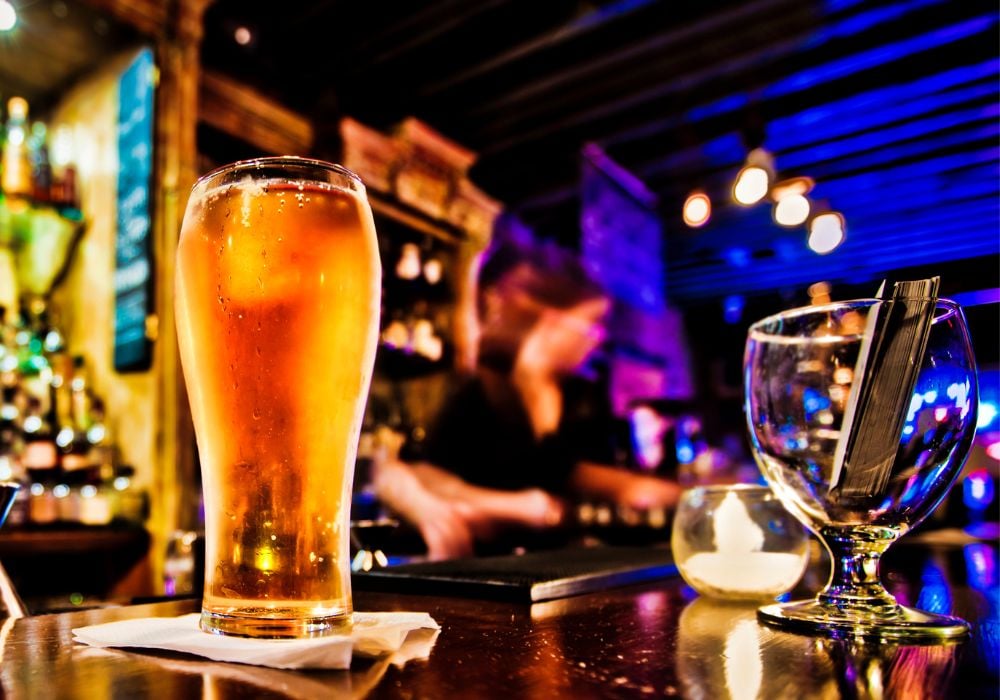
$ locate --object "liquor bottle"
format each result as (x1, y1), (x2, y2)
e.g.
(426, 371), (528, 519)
(49, 355), (88, 500)
(22, 396), (59, 524)
(1, 97), (32, 198)
(69, 355), (91, 432)
(30, 133), (52, 204)
(49, 125), (77, 208)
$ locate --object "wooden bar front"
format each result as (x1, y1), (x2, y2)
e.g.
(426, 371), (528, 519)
(0, 541), (995, 698)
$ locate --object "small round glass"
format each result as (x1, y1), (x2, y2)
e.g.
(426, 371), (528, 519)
(672, 484), (809, 601)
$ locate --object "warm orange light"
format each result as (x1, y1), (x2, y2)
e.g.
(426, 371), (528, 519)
(0, 0), (16, 32)
(733, 148), (774, 205)
(733, 166), (769, 205)
(808, 212), (846, 254)
(234, 26), (252, 45)
(771, 177), (814, 227)
(775, 194), (810, 226)
(683, 191), (711, 227)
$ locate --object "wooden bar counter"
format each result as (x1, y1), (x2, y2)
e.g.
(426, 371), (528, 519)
(0, 541), (996, 699)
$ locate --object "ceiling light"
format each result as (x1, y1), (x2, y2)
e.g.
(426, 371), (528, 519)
(733, 167), (769, 205)
(395, 243), (421, 280)
(0, 0), (16, 32)
(771, 177), (814, 227)
(733, 148), (774, 205)
(423, 257), (443, 284)
(775, 193), (810, 226)
(807, 212), (846, 254)
(682, 191), (711, 227)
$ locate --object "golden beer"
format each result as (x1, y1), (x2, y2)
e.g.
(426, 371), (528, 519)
(175, 158), (381, 637)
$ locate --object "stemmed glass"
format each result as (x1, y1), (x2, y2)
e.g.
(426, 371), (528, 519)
(744, 298), (978, 641)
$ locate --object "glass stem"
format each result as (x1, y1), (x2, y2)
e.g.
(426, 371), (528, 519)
(817, 527), (899, 615)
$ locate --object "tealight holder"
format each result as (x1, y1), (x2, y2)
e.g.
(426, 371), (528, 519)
(671, 484), (809, 601)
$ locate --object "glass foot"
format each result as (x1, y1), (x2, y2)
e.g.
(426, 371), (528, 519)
(758, 599), (970, 643)
(200, 609), (352, 639)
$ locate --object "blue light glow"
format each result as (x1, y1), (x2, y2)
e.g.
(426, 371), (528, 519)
(676, 440), (695, 464)
(963, 469), (995, 511)
(916, 558), (952, 615)
(723, 295), (745, 324)
(978, 402), (998, 429)
(767, 17), (997, 100)
(803, 388), (832, 419)
(811, 0), (945, 47)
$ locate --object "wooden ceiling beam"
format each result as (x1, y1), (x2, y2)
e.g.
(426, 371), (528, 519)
(198, 70), (314, 156)
(418, 0), (663, 98)
(466, 0), (800, 122)
(77, 0), (172, 40)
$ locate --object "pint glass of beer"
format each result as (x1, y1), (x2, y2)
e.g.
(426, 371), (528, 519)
(175, 158), (381, 638)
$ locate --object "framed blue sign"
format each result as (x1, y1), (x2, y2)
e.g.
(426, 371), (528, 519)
(114, 47), (156, 372)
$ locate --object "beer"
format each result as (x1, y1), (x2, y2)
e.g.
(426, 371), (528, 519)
(176, 158), (381, 637)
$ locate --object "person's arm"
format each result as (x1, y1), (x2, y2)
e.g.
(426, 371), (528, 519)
(371, 458), (475, 560)
(410, 461), (565, 534)
(569, 461), (681, 509)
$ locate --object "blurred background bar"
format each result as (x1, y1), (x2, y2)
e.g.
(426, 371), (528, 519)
(0, 0), (994, 610)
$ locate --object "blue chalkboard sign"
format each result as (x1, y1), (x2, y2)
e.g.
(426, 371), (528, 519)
(114, 48), (156, 371)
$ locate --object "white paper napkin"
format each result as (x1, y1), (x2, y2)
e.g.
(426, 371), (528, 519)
(72, 611), (439, 670)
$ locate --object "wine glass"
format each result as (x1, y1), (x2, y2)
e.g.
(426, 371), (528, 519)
(744, 298), (978, 641)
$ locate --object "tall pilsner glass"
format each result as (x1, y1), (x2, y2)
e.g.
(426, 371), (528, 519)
(176, 158), (381, 638)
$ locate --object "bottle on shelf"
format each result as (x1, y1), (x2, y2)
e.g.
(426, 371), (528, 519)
(1, 97), (33, 199)
(0, 297), (125, 528)
(29, 122), (52, 204)
(49, 125), (78, 209)
(22, 396), (59, 525)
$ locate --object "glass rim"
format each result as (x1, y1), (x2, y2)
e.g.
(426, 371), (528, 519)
(748, 296), (960, 334)
(191, 156), (364, 193)
(684, 483), (775, 496)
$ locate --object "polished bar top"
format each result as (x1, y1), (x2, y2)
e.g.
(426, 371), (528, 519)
(1, 541), (996, 699)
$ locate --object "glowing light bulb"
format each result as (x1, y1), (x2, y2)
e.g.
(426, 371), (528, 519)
(234, 26), (252, 45)
(807, 212), (845, 254)
(733, 166), (769, 205)
(683, 191), (711, 227)
(395, 243), (421, 280)
(423, 257), (443, 284)
(0, 1), (16, 32)
(774, 193), (810, 227)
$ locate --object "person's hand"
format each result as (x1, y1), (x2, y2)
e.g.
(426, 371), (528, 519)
(460, 487), (565, 540)
(617, 474), (682, 510)
(412, 494), (476, 561)
(572, 462), (682, 510)
(372, 459), (475, 560)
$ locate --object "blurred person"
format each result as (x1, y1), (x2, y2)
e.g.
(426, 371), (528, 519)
(373, 239), (680, 558)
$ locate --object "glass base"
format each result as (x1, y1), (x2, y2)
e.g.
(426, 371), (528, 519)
(201, 609), (352, 639)
(758, 599), (970, 643)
